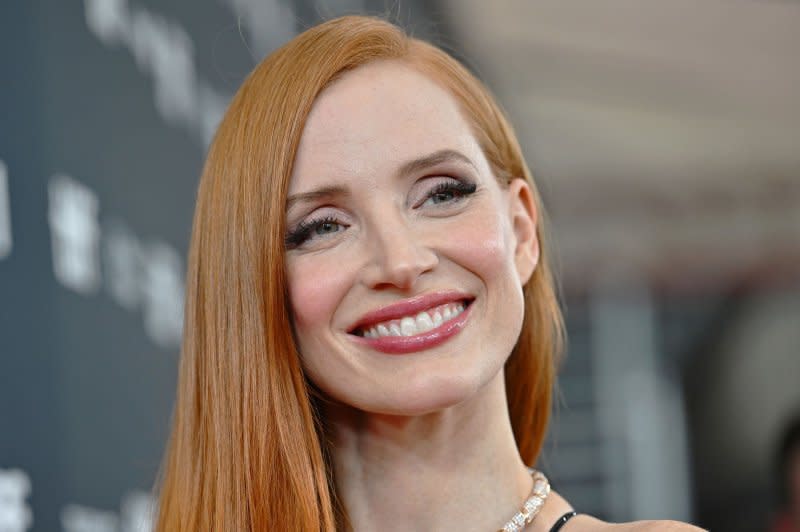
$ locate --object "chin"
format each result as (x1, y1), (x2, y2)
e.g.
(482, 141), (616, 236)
(366, 371), (488, 417)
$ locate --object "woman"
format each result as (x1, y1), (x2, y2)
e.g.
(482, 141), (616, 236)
(156, 15), (702, 531)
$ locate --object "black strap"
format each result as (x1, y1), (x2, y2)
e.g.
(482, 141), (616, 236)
(548, 511), (578, 532)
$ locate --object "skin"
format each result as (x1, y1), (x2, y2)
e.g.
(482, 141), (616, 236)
(285, 60), (703, 531)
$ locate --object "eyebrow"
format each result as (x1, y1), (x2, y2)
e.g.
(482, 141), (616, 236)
(394, 148), (477, 179)
(286, 149), (476, 209)
(286, 185), (349, 210)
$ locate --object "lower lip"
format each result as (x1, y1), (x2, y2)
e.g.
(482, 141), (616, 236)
(349, 303), (472, 355)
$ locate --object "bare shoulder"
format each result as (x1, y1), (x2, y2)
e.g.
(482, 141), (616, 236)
(568, 515), (706, 531)
(547, 491), (706, 532)
(620, 520), (706, 531)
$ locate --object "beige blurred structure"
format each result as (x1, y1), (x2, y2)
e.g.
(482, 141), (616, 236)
(442, 0), (800, 293)
(442, 2), (800, 529)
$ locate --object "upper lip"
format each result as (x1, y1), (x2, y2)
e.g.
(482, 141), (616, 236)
(347, 290), (474, 333)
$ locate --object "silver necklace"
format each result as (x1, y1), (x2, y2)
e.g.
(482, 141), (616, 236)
(498, 469), (550, 532)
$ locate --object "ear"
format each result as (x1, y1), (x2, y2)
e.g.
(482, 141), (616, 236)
(507, 178), (539, 286)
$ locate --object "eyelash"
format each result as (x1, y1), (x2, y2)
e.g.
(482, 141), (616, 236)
(285, 178), (477, 249)
(419, 180), (477, 207)
(285, 215), (341, 249)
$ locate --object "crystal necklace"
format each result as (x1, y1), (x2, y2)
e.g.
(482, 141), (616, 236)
(498, 469), (550, 532)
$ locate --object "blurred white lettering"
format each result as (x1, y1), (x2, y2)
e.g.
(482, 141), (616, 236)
(104, 220), (184, 348)
(48, 174), (101, 294)
(221, 0), (296, 57)
(61, 505), (118, 532)
(0, 468), (33, 532)
(197, 85), (227, 150)
(83, 0), (227, 146)
(61, 491), (153, 532)
(84, 0), (128, 46)
(129, 10), (196, 126)
(46, 181), (184, 347)
(140, 241), (184, 348)
(120, 491), (153, 532)
(0, 161), (11, 259)
(104, 221), (142, 311)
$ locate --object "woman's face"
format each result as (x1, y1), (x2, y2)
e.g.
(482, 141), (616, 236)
(285, 60), (538, 416)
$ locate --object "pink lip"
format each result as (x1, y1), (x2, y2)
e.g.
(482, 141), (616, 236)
(347, 290), (474, 355)
(348, 290), (473, 332)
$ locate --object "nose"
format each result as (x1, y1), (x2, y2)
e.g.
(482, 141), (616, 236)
(360, 215), (438, 291)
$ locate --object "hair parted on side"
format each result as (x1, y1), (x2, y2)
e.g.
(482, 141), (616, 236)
(155, 14), (564, 532)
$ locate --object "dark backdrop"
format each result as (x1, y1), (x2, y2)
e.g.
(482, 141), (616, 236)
(0, 2), (446, 530)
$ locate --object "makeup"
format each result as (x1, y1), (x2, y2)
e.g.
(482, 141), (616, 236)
(348, 291), (474, 354)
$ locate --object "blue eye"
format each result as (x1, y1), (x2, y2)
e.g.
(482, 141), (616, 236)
(285, 216), (345, 249)
(421, 180), (477, 207)
(314, 220), (342, 235)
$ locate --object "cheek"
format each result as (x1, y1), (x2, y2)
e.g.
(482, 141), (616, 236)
(439, 206), (513, 276)
(286, 256), (351, 333)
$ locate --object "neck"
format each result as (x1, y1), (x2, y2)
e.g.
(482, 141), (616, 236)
(322, 372), (534, 532)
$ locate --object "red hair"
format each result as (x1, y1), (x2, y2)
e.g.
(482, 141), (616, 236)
(156, 15), (563, 531)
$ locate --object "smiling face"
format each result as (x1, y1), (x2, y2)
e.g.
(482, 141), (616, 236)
(284, 60), (538, 416)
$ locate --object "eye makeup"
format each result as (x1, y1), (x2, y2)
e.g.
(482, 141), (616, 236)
(414, 178), (477, 208)
(284, 176), (479, 249)
(285, 214), (346, 249)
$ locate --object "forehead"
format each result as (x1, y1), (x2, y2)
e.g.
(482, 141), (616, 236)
(289, 60), (486, 193)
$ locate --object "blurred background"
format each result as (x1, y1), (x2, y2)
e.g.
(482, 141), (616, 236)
(1, 1), (798, 531)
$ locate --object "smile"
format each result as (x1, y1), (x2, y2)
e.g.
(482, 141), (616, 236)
(347, 291), (474, 354)
(357, 301), (467, 338)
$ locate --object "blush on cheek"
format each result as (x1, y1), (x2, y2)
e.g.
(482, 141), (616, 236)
(286, 259), (350, 329)
(441, 212), (511, 274)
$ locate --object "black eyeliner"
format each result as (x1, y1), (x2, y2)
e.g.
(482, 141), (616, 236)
(285, 215), (340, 249)
(284, 222), (311, 249)
(422, 179), (478, 206)
(430, 180), (477, 196)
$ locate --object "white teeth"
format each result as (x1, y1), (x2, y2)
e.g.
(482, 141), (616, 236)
(400, 317), (416, 336)
(415, 311), (434, 333)
(359, 300), (469, 339)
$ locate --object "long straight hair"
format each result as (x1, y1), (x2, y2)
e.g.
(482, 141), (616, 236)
(155, 15), (563, 532)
